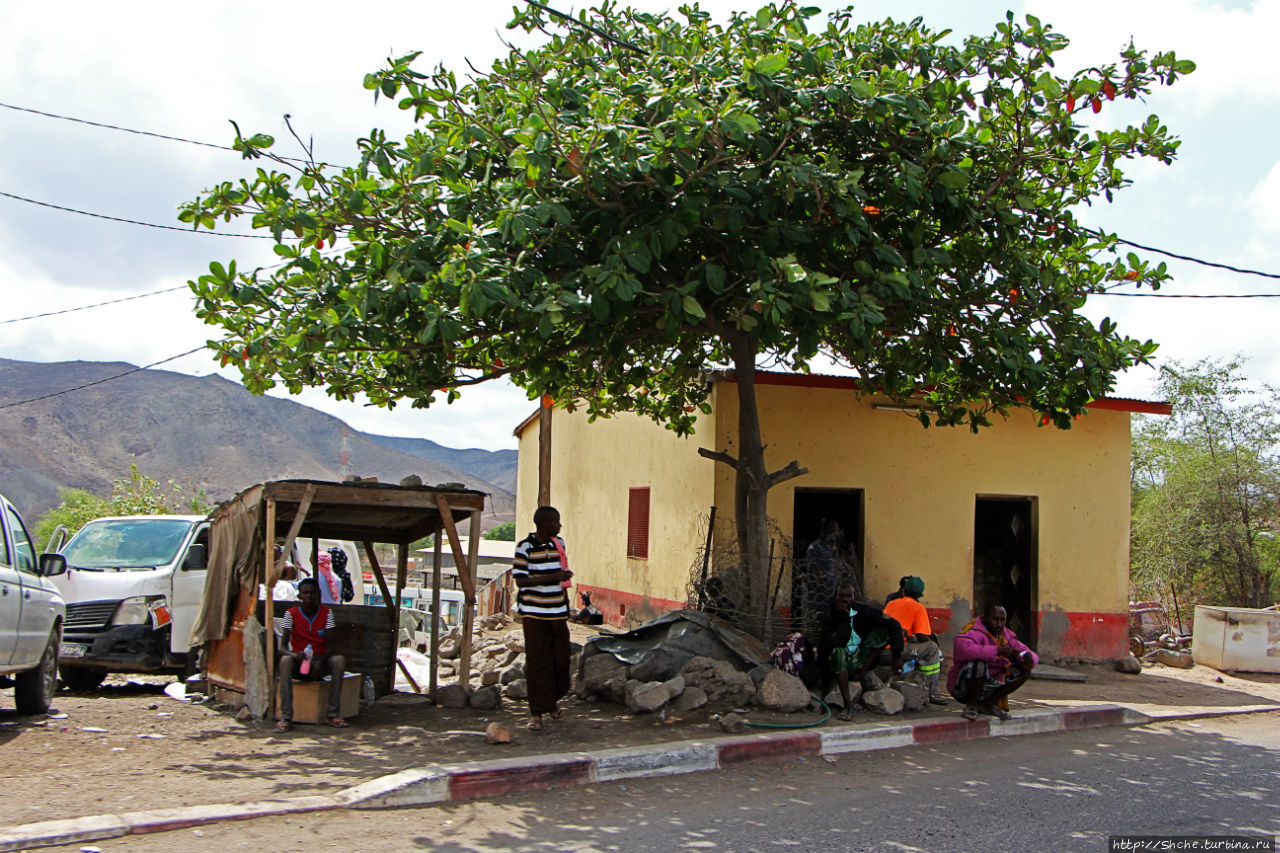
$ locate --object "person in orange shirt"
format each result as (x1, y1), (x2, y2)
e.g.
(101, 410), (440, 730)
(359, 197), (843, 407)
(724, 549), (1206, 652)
(883, 576), (946, 705)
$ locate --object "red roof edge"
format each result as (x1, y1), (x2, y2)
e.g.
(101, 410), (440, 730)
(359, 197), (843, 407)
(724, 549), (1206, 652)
(714, 370), (1172, 416)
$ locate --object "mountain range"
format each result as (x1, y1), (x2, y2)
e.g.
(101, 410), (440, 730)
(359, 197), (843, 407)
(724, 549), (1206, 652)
(0, 358), (519, 528)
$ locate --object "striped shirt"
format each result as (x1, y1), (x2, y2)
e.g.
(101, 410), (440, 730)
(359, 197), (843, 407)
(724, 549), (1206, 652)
(513, 533), (569, 620)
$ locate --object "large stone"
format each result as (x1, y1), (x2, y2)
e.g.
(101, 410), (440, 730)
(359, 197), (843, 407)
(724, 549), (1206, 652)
(504, 633), (525, 652)
(439, 638), (461, 660)
(680, 655), (756, 707)
(715, 711), (746, 733)
(601, 676), (628, 704)
(863, 688), (905, 716)
(661, 674), (686, 697)
(748, 663), (774, 686)
(672, 685), (708, 712)
(822, 684), (862, 710)
(484, 722), (511, 744)
(860, 672), (886, 692)
(628, 681), (672, 714)
(1115, 655), (1143, 674)
(756, 669), (812, 713)
(480, 670), (502, 687)
(581, 654), (630, 693)
(504, 679), (528, 700)
(501, 663), (525, 684)
(893, 681), (928, 712)
(630, 648), (690, 683)
(1153, 649), (1195, 669)
(436, 683), (469, 709)
(470, 685), (501, 710)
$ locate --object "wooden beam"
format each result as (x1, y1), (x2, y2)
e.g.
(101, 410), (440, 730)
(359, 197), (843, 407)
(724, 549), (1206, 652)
(430, 532), (442, 699)
(272, 483), (316, 586)
(538, 396), (552, 506)
(362, 541), (397, 616)
(435, 494), (474, 690)
(393, 542), (407, 687)
(264, 498), (276, 720)
(467, 510), (482, 613)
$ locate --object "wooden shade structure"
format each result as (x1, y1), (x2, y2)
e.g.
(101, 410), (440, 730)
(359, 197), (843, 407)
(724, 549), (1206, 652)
(195, 479), (486, 714)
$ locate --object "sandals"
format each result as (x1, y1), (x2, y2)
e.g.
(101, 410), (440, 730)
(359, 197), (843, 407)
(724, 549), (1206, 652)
(527, 716), (544, 730)
(274, 720), (292, 733)
(977, 704), (1012, 721)
(961, 706), (979, 721)
(549, 709), (564, 720)
(327, 717), (351, 728)
(837, 709), (854, 722)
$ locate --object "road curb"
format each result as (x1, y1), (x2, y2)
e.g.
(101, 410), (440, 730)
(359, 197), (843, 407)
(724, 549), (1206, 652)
(2, 702), (1274, 851)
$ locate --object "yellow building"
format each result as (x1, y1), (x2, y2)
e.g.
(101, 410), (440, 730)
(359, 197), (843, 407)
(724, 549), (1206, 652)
(514, 372), (1168, 660)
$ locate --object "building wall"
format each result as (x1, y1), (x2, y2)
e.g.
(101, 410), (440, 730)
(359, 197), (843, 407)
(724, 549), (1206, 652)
(711, 381), (1133, 658)
(516, 405), (715, 625)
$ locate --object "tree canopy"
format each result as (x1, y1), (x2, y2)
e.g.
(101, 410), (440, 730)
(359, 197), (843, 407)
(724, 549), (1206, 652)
(1132, 358), (1280, 610)
(184, 3), (1193, 630)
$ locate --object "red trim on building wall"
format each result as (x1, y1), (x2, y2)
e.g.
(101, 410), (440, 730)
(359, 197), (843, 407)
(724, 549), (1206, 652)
(575, 584), (685, 628)
(919, 607), (1127, 660)
(713, 370), (1170, 415)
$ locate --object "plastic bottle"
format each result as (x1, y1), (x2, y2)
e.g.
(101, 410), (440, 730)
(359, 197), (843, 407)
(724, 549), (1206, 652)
(300, 644), (313, 675)
(362, 676), (376, 705)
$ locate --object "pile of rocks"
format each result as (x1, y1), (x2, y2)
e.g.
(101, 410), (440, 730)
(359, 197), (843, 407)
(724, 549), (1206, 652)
(423, 614), (583, 710)
(820, 668), (935, 715)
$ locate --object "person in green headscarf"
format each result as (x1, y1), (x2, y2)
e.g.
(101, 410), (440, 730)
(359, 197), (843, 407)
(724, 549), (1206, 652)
(883, 576), (946, 705)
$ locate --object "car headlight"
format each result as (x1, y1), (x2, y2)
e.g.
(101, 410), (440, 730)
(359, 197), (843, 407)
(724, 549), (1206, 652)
(109, 596), (159, 626)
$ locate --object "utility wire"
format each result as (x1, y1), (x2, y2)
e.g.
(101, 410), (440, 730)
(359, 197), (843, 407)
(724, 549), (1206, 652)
(1, 285), (187, 325)
(0, 190), (273, 238)
(1089, 229), (1280, 281)
(1097, 291), (1280, 298)
(0, 100), (312, 165)
(0, 347), (207, 410)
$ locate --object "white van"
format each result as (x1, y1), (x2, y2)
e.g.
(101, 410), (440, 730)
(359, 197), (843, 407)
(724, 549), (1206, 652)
(53, 515), (209, 690)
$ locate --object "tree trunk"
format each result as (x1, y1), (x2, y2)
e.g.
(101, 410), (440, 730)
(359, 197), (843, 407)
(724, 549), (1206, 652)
(730, 341), (772, 639)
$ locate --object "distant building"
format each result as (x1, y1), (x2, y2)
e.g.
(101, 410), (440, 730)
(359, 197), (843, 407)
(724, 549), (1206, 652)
(514, 371), (1169, 660)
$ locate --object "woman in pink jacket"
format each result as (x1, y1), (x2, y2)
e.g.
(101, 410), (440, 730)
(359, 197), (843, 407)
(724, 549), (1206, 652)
(946, 604), (1038, 721)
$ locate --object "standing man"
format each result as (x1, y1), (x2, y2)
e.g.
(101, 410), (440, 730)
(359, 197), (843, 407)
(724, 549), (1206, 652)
(276, 578), (349, 732)
(513, 506), (572, 730)
(883, 575), (946, 705)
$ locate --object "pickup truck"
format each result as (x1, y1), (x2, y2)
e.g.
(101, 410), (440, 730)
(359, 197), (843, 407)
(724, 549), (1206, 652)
(0, 491), (67, 713)
(54, 515), (209, 690)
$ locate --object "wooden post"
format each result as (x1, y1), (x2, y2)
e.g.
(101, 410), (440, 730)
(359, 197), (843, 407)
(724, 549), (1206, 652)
(362, 542), (396, 616)
(264, 498), (276, 720)
(467, 510), (482, 615)
(430, 531), (442, 698)
(434, 495), (475, 690)
(537, 395), (553, 506)
(394, 541), (407, 649)
(698, 505), (717, 609)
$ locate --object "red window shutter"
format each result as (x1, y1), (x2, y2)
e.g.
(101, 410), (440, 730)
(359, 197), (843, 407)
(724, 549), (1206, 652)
(627, 487), (650, 560)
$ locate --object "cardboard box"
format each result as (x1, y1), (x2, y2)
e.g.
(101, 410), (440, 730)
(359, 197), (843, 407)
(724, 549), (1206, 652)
(277, 672), (362, 723)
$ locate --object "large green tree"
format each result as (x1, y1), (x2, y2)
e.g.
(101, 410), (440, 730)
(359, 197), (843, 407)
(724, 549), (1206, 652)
(185, 3), (1192, 632)
(1132, 359), (1280, 610)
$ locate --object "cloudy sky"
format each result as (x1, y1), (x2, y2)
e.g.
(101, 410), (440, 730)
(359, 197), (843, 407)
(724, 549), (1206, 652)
(2, 0), (1276, 451)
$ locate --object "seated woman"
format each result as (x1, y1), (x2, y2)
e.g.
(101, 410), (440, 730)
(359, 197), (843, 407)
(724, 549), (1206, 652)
(816, 582), (904, 720)
(947, 604), (1038, 721)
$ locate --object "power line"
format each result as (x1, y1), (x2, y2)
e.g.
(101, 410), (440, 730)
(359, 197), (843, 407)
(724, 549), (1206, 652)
(0, 347), (207, 410)
(0, 100), (312, 164)
(0, 190), (273, 238)
(0, 285), (187, 325)
(1097, 291), (1280, 298)
(1089, 230), (1280, 281)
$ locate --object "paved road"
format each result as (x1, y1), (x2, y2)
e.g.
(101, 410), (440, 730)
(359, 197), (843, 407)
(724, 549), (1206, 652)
(44, 712), (1280, 852)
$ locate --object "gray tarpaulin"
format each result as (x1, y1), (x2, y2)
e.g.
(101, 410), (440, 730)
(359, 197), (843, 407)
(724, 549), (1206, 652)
(586, 610), (770, 682)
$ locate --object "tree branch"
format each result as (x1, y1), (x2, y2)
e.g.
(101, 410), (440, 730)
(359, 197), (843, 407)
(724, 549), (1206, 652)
(767, 460), (809, 488)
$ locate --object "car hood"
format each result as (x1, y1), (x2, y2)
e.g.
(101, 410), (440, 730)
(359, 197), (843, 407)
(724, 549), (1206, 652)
(54, 567), (170, 604)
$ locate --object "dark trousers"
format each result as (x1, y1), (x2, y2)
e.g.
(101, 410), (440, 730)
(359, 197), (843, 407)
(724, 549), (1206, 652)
(278, 653), (346, 721)
(522, 617), (570, 716)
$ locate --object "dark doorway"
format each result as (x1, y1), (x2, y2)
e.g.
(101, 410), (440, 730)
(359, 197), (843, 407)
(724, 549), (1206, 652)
(973, 497), (1037, 649)
(791, 489), (864, 635)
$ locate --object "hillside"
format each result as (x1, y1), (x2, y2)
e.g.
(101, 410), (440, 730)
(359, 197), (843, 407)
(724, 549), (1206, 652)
(363, 434), (518, 493)
(0, 358), (518, 526)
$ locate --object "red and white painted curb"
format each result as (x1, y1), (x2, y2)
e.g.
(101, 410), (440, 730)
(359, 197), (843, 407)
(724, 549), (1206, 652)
(0, 703), (1260, 851)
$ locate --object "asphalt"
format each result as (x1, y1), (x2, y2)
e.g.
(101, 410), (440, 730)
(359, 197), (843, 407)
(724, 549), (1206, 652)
(2, 700), (1276, 853)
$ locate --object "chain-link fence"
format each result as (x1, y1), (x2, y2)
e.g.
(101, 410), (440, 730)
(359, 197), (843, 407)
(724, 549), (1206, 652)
(685, 510), (866, 647)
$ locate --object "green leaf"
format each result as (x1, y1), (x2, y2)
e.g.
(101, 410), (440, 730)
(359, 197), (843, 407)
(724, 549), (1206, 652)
(682, 295), (706, 319)
(938, 170), (970, 189)
(753, 54), (787, 76)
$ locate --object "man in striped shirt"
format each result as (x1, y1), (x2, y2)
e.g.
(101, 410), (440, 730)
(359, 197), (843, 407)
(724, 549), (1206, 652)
(513, 506), (572, 730)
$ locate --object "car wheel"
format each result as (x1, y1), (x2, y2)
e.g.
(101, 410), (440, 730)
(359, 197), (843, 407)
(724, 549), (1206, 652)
(15, 626), (61, 714)
(59, 664), (107, 692)
(1129, 635), (1146, 659)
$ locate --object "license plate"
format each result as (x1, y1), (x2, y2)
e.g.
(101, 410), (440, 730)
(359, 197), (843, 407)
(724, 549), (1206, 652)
(59, 643), (88, 658)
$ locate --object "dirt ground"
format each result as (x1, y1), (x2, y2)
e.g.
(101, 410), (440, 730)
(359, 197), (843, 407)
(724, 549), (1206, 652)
(1, 631), (1277, 828)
